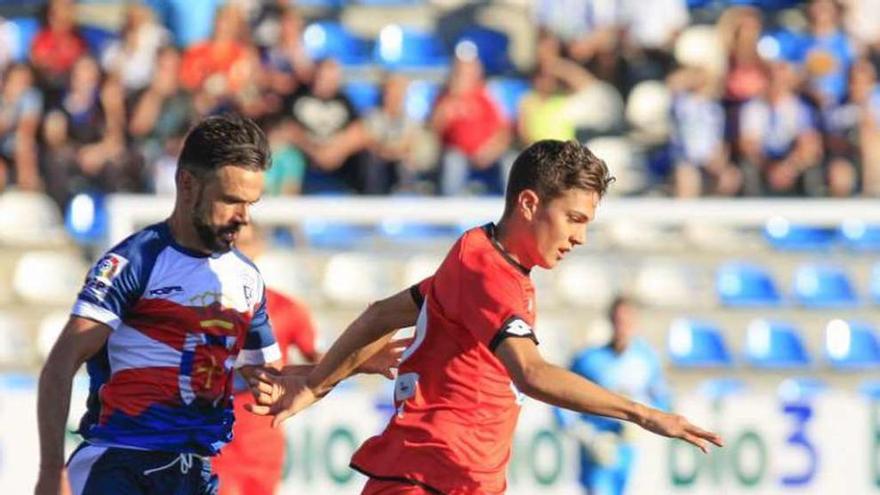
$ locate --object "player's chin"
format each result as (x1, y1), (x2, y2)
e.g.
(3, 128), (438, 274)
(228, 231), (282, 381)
(538, 255), (559, 270)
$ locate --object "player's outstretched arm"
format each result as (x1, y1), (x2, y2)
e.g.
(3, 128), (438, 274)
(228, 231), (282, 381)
(35, 316), (111, 495)
(495, 337), (724, 453)
(246, 287), (419, 426)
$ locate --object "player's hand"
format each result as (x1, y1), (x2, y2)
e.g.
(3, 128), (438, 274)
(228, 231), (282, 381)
(356, 337), (414, 379)
(245, 370), (318, 428)
(640, 408), (724, 454)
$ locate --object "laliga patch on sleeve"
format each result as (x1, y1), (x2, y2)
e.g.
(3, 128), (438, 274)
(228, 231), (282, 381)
(489, 316), (538, 352)
(83, 253), (129, 300)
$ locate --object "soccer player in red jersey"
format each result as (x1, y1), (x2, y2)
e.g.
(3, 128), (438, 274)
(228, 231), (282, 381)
(248, 140), (724, 494)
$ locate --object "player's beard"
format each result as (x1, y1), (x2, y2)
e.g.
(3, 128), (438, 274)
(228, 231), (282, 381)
(192, 186), (242, 254)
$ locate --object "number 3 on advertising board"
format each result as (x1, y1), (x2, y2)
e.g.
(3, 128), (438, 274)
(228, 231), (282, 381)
(780, 403), (818, 486)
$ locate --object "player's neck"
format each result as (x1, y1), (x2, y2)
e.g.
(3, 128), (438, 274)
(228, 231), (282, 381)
(167, 210), (212, 255)
(493, 219), (534, 270)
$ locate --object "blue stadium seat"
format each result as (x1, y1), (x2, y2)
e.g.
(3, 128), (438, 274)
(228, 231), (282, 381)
(80, 25), (119, 56)
(343, 81), (382, 114)
(7, 17), (39, 62)
(778, 376), (827, 401)
(764, 218), (837, 251)
(64, 192), (107, 246)
(303, 21), (372, 67)
(302, 220), (375, 250)
(487, 77), (530, 122)
(293, 0), (344, 7)
(455, 26), (512, 76)
(859, 379), (880, 400)
(792, 263), (858, 308)
(379, 220), (459, 244)
(825, 319), (880, 369)
(716, 262), (782, 307)
(840, 220), (880, 251)
(667, 318), (733, 368)
(404, 79), (442, 122)
(757, 28), (809, 62)
(375, 25), (449, 71)
(745, 319), (811, 369)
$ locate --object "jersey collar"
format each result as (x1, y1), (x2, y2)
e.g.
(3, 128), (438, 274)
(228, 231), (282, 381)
(482, 223), (531, 277)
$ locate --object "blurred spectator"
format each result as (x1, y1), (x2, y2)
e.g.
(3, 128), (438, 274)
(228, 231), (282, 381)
(0, 17), (21, 75)
(49, 56), (141, 198)
(824, 58), (880, 196)
(279, 57), (369, 194)
(668, 66), (742, 197)
(739, 60), (824, 196)
(263, 116), (306, 196)
(364, 74), (420, 195)
(620, 0), (689, 84)
(101, 3), (170, 95)
(40, 110), (77, 207)
(845, 0), (880, 65)
(800, 0), (857, 109)
(0, 64), (43, 192)
(30, 0), (87, 96)
(180, 4), (251, 94)
(260, 6), (314, 98)
(432, 53), (512, 195)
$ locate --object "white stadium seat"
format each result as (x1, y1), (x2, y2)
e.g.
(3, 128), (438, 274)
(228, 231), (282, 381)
(37, 311), (70, 360)
(625, 80), (671, 142)
(322, 254), (395, 307)
(674, 25), (726, 75)
(585, 137), (645, 195)
(255, 250), (317, 301)
(12, 251), (87, 306)
(0, 311), (32, 365)
(555, 260), (616, 309)
(0, 191), (65, 246)
(402, 254), (444, 287)
(634, 262), (705, 308)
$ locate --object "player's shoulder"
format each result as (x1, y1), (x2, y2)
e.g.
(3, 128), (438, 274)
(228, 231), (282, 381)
(97, 222), (171, 273)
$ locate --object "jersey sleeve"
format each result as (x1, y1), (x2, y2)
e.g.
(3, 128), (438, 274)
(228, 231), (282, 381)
(409, 276), (434, 310)
(71, 251), (142, 331)
(281, 296), (320, 362)
(235, 286), (281, 367)
(458, 270), (537, 352)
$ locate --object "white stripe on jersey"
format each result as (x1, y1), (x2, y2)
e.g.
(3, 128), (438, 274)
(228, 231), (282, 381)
(67, 444), (109, 495)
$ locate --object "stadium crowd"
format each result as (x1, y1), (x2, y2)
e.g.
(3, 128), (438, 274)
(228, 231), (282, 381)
(0, 0), (878, 212)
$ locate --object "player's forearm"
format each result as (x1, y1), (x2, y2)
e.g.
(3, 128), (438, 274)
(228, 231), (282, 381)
(37, 361), (77, 470)
(520, 362), (651, 427)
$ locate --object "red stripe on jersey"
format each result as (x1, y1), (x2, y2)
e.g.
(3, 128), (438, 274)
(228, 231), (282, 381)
(126, 298), (252, 350)
(99, 367), (180, 420)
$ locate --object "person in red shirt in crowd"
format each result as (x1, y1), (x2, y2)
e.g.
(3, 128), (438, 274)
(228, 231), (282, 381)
(247, 139), (724, 495)
(180, 4), (251, 94)
(431, 50), (512, 196)
(30, 0), (87, 91)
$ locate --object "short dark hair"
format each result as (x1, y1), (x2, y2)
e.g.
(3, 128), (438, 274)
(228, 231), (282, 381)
(504, 140), (614, 213)
(178, 114), (271, 176)
(607, 294), (635, 321)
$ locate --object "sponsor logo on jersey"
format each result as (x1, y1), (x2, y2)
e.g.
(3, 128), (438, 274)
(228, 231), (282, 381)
(149, 285), (184, 296)
(502, 318), (533, 337)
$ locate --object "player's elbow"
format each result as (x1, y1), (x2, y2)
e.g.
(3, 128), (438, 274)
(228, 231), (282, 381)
(511, 360), (550, 399)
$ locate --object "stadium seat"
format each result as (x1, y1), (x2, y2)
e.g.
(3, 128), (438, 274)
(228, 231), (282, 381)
(404, 79), (442, 122)
(859, 379), (880, 400)
(486, 77), (530, 122)
(80, 25), (118, 56)
(402, 254), (443, 286)
(716, 262), (782, 307)
(744, 319), (811, 369)
(454, 26), (512, 76)
(322, 254), (394, 307)
(303, 21), (372, 66)
(37, 311), (68, 360)
(777, 376), (827, 401)
(254, 251), (315, 301)
(374, 25), (449, 71)
(0, 311), (31, 365)
(0, 191), (65, 246)
(65, 192), (108, 245)
(378, 220), (459, 245)
(824, 319), (880, 369)
(633, 263), (701, 308)
(667, 318), (733, 368)
(625, 80), (671, 141)
(792, 263), (858, 308)
(840, 220), (880, 251)
(585, 137), (645, 195)
(302, 220), (375, 250)
(763, 217), (838, 251)
(554, 260), (615, 308)
(757, 28), (809, 62)
(12, 251), (88, 306)
(343, 80), (382, 114)
(6, 17), (38, 62)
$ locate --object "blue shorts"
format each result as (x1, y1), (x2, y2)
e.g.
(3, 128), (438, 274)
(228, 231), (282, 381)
(66, 442), (218, 495)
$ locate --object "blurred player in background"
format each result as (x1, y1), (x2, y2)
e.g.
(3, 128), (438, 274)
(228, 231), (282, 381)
(556, 295), (671, 495)
(247, 139), (723, 495)
(212, 223), (319, 495)
(35, 114), (401, 495)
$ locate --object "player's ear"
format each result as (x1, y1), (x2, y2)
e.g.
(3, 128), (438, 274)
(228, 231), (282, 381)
(176, 168), (201, 203)
(518, 189), (540, 221)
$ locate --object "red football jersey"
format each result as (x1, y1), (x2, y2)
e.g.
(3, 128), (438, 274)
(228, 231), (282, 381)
(351, 224), (538, 494)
